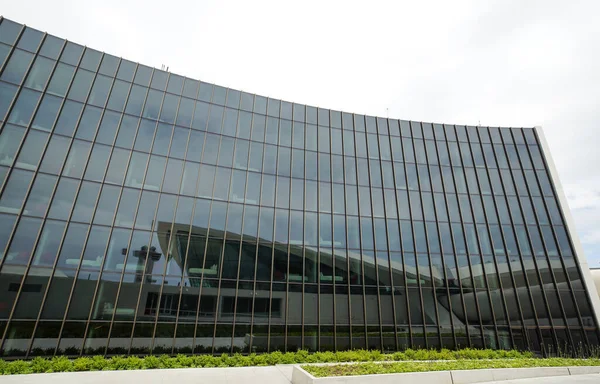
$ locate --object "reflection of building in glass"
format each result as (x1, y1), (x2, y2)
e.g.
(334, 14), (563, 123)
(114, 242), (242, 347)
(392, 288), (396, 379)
(0, 16), (599, 357)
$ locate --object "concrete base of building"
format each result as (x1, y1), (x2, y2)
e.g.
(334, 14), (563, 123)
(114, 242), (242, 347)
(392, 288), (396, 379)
(0, 365), (295, 384)
(291, 365), (600, 384)
(2, 364), (599, 384)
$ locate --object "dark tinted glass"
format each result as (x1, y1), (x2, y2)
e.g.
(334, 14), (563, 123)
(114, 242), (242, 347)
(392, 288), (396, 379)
(0, 18), (593, 357)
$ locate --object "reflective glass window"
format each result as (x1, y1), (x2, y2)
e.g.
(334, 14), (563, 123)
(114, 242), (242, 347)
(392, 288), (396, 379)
(15, 129), (48, 170)
(115, 115), (139, 149)
(38, 134), (69, 174)
(98, 53), (119, 77)
(44, 63), (74, 98)
(71, 181), (101, 223)
(95, 110), (120, 145)
(54, 100), (83, 136)
(30, 93), (61, 132)
(105, 147), (129, 184)
(62, 139), (91, 178)
(67, 68), (94, 102)
(93, 185), (120, 225)
(8, 88), (41, 126)
(2, 49), (34, 86)
(196, 165), (215, 198)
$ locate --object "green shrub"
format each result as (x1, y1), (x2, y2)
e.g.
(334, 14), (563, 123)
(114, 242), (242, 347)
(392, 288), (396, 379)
(29, 357), (52, 373)
(280, 352), (298, 364)
(142, 355), (160, 369)
(72, 357), (93, 372)
(192, 354), (217, 368)
(0, 348), (539, 375)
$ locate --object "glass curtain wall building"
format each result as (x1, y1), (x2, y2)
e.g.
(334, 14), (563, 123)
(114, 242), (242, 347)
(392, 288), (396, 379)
(0, 17), (599, 358)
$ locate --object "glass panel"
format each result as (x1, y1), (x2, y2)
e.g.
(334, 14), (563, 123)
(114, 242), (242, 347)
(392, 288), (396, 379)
(24, 173), (57, 217)
(23, 55), (54, 91)
(30, 94), (61, 132)
(115, 188), (140, 228)
(3, 49), (35, 86)
(87, 74), (113, 107)
(62, 140), (91, 178)
(75, 105), (102, 140)
(71, 181), (101, 223)
(8, 88), (42, 127)
(0, 19), (23, 45)
(0, 169), (34, 214)
(93, 185), (121, 225)
(3, 217), (43, 265)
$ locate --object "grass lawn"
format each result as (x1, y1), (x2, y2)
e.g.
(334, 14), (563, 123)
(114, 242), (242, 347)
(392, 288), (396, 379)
(303, 358), (600, 377)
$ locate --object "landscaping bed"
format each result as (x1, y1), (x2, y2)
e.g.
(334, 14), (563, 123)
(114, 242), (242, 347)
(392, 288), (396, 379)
(302, 358), (600, 377)
(0, 348), (532, 375)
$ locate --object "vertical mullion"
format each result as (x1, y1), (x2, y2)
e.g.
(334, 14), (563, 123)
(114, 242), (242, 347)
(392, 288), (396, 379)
(315, 120), (321, 351)
(429, 127), (459, 349)
(377, 119), (399, 351)
(466, 135), (502, 348)
(439, 125), (472, 347)
(453, 131), (487, 347)
(328, 112), (337, 351)
(339, 114), (354, 351)
(408, 124), (430, 349)
(343, 119), (354, 350)
(245, 107), (272, 353)
(454, 132), (493, 347)
(471, 129), (514, 349)
(279, 113), (293, 353)
(533, 127), (599, 349)
(355, 115), (368, 348)
(416, 123), (443, 349)
(245, 97), (263, 352)
(267, 112), (283, 352)
(226, 90), (246, 353)
(365, 122), (384, 351)
(399, 131), (416, 347)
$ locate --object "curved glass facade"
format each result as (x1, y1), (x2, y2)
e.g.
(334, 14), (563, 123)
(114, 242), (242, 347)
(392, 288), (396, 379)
(0, 17), (598, 357)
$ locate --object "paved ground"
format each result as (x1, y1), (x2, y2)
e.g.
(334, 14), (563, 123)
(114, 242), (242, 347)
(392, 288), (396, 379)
(481, 374), (600, 384)
(0, 365), (294, 384)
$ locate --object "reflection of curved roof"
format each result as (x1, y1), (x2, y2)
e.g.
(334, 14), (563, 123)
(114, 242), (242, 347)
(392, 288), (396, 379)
(157, 222), (571, 292)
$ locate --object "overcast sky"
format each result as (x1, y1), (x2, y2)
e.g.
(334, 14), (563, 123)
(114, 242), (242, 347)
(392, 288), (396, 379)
(4, 0), (600, 265)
